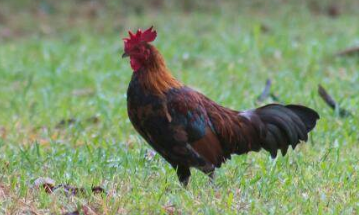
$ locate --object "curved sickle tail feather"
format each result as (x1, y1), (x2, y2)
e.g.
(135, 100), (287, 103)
(250, 104), (319, 158)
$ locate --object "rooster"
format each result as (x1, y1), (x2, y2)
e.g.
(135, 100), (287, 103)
(122, 27), (319, 186)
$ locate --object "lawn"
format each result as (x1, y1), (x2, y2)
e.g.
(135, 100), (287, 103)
(0, 1), (359, 214)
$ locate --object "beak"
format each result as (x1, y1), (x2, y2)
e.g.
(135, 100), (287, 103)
(122, 52), (129, 58)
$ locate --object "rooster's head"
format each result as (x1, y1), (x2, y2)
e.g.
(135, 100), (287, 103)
(122, 26), (157, 72)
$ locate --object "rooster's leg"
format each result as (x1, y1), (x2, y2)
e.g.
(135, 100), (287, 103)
(169, 161), (191, 186)
(176, 165), (191, 186)
(169, 162), (191, 186)
(171, 143), (215, 185)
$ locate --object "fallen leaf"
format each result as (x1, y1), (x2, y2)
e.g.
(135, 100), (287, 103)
(38, 182), (106, 197)
(318, 84), (352, 117)
(257, 79), (272, 102)
(33, 177), (55, 193)
(91, 186), (106, 194)
(56, 118), (77, 128)
(336, 46), (359, 57)
(56, 116), (99, 128)
(53, 184), (85, 196)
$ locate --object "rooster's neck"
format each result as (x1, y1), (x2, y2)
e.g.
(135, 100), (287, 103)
(135, 48), (182, 96)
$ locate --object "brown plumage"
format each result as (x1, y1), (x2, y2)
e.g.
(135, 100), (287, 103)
(136, 45), (182, 96)
(123, 27), (320, 185)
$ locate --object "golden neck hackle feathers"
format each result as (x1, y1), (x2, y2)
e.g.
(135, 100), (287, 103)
(137, 45), (182, 96)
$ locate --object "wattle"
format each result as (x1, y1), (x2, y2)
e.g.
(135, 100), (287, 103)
(130, 57), (142, 72)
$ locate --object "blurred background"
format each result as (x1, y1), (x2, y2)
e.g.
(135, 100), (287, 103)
(0, 0), (358, 40)
(1, 0), (358, 128)
(1, 1), (359, 213)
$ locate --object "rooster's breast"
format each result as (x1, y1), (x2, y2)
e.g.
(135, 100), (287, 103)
(126, 77), (171, 148)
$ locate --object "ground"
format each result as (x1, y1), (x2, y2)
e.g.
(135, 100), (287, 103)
(0, 1), (359, 214)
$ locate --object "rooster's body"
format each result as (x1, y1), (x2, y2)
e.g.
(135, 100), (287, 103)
(123, 27), (319, 185)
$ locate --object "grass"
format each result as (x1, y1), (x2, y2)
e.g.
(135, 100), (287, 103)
(1, 2), (359, 214)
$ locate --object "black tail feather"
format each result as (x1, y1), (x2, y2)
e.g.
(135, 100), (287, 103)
(285, 105), (320, 132)
(255, 104), (319, 158)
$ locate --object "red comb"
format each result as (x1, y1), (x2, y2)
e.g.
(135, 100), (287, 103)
(123, 26), (157, 53)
